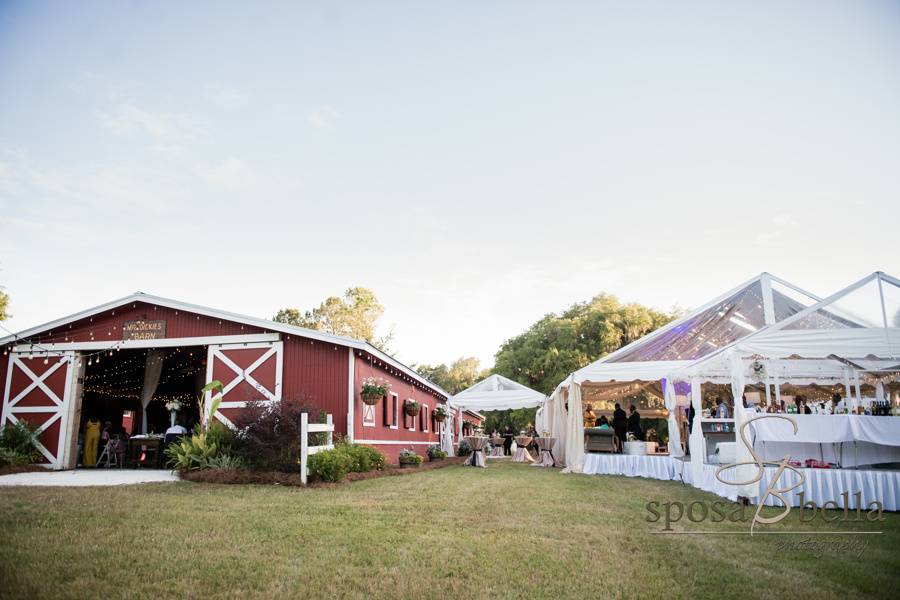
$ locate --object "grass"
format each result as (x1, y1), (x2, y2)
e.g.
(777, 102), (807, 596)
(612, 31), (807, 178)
(1, 461), (898, 599)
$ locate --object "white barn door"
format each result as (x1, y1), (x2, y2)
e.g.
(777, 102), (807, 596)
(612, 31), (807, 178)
(2, 352), (77, 469)
(205, 341), (283, 429)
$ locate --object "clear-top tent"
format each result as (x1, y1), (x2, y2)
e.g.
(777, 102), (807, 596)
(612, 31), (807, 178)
(550, 271), (900, 475)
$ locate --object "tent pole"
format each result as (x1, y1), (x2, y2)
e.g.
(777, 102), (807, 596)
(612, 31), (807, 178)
(845, 373), (855, 411)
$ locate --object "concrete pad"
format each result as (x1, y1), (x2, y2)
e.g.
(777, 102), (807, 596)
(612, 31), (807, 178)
(0, 469), (181, 487)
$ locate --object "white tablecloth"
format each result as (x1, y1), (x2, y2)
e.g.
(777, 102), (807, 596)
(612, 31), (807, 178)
(750, 415), (900, 445)
(749, 415), (900, 467)
(623, 441), (647, 455)
(582, 454), (680, 481)
(512, 436), (534, 463)
(531, 437), (556, 467)
(464, 436), (488, 468)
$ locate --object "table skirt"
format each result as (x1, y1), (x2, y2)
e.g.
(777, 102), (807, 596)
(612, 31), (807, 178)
(512, 447), (534, 463)
(583, 454), (680, 481)
(685, 463), (900, 510)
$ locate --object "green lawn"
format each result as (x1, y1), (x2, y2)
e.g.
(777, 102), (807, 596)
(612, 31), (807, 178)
(1, 461), (898, 599)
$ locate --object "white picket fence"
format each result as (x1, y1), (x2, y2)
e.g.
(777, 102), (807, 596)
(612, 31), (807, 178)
(299, 412), (334, 485)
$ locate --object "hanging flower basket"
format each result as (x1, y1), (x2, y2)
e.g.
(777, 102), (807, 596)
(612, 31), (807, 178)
(361, 376), (391, 405)
(361, 392), (382, 406)
(433, 405), (449, 422)
(404, 400), (421, 417)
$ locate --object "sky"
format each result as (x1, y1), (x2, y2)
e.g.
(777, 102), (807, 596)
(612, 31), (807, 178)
(1, 1), (899, 368)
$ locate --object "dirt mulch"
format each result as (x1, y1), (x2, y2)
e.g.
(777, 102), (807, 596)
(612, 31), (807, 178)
(0, 464), (47, 477)
(179, 456), (467, 488)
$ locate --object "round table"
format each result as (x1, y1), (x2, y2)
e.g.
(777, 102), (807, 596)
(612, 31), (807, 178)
(489, 437), (505, 457)
(531, 437), (557, 467)
(513, 436), (534, 462)
(464, 436), (488, 468)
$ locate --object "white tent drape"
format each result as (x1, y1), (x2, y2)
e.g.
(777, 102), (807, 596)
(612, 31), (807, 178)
(548, 386), (568, 467)
(664, 378), (684, 458)
(440, 417), (455, 456)
(688, 376), (704, 484)
(534, 406), (546, 435)
(561, 378), (585, 472)
(729, 352), (757, 498)
(140, 349), (165, 434)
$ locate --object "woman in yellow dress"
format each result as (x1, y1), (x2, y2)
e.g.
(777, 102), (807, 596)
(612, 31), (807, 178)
(583, 404), (597, 428)
(83, 418), (101, 467)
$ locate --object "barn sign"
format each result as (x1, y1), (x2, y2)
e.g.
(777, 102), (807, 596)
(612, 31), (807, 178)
(122, 319), (167, 340)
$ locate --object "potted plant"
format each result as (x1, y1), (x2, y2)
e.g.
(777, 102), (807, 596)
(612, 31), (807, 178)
(433, 404), (449, 422)
(398, 448), (423, 468)
(426, 444), (447, 461)
(403, 399), (421, 417)
(360, 376), (391, 405)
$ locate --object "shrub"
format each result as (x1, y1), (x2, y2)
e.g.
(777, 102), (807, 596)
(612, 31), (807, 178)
(398, 448), (423, 467)
(0, 421), (39, 458)
(456, 439), (472, 457)
(204, 422), (235, 454)
(205, 453), (244, 470)
(0, 447), (34, 467)
(164, 431), (220, 471)
(426, 445), (448, 460)
(306, 448), (352, 482)
(233, 399), (325, 472)
(338, 444), (386, 473)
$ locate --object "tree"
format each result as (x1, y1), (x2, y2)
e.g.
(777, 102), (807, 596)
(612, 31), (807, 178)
(492, 293), (680, 395)
(0, 287), (8, 321)
(414, 356), (490, 395)
(274, 287), (394, 352)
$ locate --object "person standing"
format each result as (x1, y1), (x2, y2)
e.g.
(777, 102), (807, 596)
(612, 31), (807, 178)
(627, 405), (644, 441)
(612, 403), (627, 452)
(502, 426), (513, 456)
(83, 417), (101, 467)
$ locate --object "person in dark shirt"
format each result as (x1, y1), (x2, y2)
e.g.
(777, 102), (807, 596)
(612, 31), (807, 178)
(687, 403), (696, 434)
(503, 426), (513, 456)
(627, 404), (644, 441)
(612, 403), (628, 452)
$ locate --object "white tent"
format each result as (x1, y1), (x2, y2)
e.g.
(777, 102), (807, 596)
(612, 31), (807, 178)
(556, 271), (900, 509)
(556, 273), (822, 467)
(448, 374), (546, 412)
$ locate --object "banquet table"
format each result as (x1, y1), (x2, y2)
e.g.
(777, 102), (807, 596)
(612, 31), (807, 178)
(531, 437), (556, 467)
(490, 437), (505, 457)
(513, 436), (534, 463)
(749, 415), (900, 468)
(464, 436), (488, 468)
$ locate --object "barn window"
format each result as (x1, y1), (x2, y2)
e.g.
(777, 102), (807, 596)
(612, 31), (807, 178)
(407, 400), (415, 431)
(421, 405), (428, 432)
(389, 393), (399, 429)
(383, 395), (390, 427)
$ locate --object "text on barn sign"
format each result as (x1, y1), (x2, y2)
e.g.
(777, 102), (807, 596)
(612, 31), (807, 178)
(122, 320), (167, 340)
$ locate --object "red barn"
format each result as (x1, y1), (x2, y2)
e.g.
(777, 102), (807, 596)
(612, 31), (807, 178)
(0, 293), (470, 467)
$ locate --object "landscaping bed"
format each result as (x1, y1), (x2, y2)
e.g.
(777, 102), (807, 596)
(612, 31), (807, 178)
(180, 456), (466, 487)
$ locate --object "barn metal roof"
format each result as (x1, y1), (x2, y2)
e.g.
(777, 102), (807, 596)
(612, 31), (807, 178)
(0, 291), (451, 399)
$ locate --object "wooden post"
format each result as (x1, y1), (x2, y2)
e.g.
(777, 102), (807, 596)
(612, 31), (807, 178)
(300, 412), (309, 485)
(326, 413), (333, 447)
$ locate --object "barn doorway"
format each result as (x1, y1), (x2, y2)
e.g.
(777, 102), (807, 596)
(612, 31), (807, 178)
(76, 346), (206, 468)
